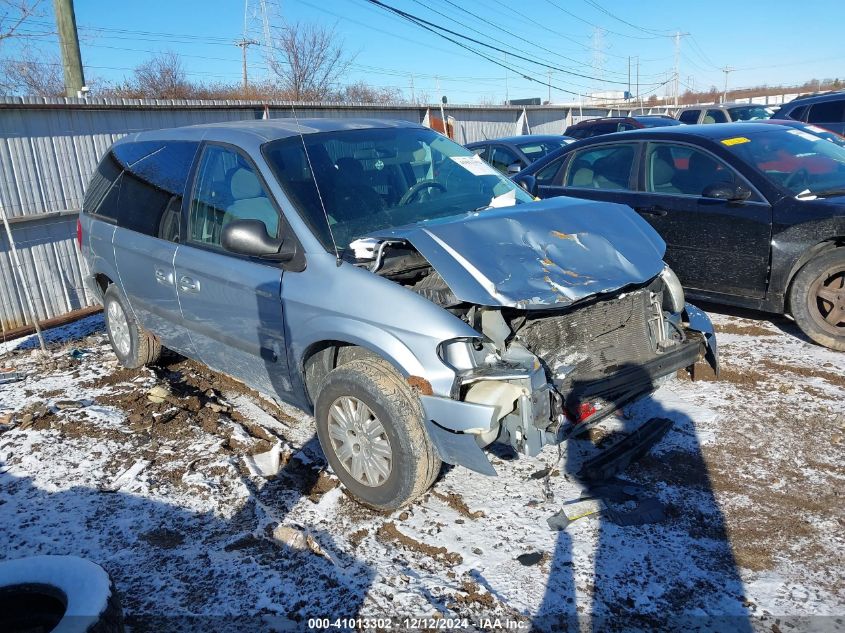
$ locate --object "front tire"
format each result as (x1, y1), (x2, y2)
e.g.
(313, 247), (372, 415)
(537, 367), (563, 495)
(314, 358), (441, 511)
(103, 285), (161, 368)
(788, 249), (845, 351)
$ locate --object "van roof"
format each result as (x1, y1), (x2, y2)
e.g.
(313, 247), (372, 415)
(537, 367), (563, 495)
(121, 117), (423, 145)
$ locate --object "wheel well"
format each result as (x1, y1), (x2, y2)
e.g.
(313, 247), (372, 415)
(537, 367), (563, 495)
(300, 341), (385, 406)
(94, 273), (112, 296)
(785, 238), (844, 311)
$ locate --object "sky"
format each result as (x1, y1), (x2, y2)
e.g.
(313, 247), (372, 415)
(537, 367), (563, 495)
(6, 0), (845, 103)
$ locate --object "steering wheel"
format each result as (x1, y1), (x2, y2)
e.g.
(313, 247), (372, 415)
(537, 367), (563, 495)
(399, 180), (447, 206)
(784, 168), (810, 192)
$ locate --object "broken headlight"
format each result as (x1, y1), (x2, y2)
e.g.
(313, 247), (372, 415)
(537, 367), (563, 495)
(659, 265), (685, 314)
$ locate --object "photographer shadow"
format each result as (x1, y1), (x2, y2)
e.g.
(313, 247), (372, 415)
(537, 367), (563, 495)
(535, 363), (752, 632)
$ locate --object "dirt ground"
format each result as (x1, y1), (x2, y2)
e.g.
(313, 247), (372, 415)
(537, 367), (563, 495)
(0, 308), (842, 631)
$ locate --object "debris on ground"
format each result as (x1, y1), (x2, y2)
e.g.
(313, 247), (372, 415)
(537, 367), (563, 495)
(547, 498), (606, 530)
(243, 442), (287, 478)
(0, 311), (843, 628)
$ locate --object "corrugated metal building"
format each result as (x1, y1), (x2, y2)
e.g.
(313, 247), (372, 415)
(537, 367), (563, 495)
(0, 97), (612, 334)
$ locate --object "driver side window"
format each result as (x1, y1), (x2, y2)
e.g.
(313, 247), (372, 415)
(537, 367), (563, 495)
(189, 145), (279, 247)
(489, 146), (520, 173)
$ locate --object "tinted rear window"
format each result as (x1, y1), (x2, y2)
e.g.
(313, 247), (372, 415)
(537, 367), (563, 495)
(678, 110), (700, 124)
(82, 151), (122, 220)
(111, 141), (199, 240)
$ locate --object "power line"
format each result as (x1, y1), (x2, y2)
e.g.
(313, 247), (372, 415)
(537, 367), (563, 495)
(581, 0), (675, 36)
(544, 0), (669, 40)
(362, 0), (658, 87)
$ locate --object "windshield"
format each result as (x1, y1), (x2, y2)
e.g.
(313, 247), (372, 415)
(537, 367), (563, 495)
(721, 128), (845, 195)
(728, 105), (775, 121)
(262, 127), (533, 252)
(516, 139), (570, 162)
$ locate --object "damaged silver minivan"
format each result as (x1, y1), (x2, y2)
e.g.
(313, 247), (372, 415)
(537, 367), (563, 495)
(79, 119), (718, 510)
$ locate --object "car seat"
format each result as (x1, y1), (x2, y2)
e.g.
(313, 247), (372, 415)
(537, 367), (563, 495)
(224, 168), (279, 237)
(649, 147), (681, 194)
(330, 157), (385, 222)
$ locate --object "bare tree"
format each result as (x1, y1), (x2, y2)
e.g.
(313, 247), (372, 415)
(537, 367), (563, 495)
(0, 0), (44, 43)
(133, 51), (193, 98)
(0, 45), (63, 95)
(335, 81), (402, 104)
(267, 22), (354, 101)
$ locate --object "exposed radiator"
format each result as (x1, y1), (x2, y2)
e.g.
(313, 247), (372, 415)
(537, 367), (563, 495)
(516, 287), (659, 381)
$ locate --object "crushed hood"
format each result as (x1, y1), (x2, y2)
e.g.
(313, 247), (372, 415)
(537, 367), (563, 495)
(368, 197), (666, 309)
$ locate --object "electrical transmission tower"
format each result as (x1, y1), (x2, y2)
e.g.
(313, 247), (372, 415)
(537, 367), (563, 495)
(239, 0), (280, 89)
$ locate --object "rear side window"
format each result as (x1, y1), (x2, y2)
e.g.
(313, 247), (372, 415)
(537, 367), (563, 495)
(114, 141), (199, 241)
(83, 151), (123, 221)
(703, 109), (728, 124)
(678, 110), (700, 124)
(786, 105), (807, 121)
(808, 100), (845, 124)
(489, 145), (520, 172)
(565, 144), (636, 190)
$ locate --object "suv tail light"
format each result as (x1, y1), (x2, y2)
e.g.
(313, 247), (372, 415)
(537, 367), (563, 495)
(76, 218), (82, 249)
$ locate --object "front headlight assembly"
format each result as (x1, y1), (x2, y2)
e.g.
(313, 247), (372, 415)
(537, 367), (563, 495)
(660, 265), (685, 314)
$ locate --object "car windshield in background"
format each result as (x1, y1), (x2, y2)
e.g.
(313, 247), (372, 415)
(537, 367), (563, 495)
(516, 139), (569, 162)
(262, 127), (533, 251)
(636, 117), (682, 128)
(728, 105), (775, 121)
(722, 128), (845, 196)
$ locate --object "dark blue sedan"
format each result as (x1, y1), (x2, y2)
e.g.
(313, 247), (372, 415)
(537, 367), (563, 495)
(513, 123), (845, 350)
(465, 134), (574, 175)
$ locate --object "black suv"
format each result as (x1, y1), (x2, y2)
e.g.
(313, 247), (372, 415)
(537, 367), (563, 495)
(774, 91), (845, 135)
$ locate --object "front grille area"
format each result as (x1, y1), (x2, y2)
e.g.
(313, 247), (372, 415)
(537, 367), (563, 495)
(516, 287), (659, 382)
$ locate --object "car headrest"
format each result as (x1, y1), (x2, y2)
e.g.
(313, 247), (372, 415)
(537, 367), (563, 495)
(230, 168), (262, 199)
(651, 156), (675, 185)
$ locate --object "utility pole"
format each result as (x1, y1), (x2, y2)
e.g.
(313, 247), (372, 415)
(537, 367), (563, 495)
(52, 0), (85, 97)
(409, 74), (415, 103)
(722, 66), (734, 103)
(635, 56), (639, 102)
(504, 53), (509, 104)
(627, 56), (631, 102)
(235, 38), (259, 92)
(672, 31), (689, 108)
(547, 70), (552, 104)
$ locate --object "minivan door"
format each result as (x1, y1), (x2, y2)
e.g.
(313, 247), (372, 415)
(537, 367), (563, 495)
(174, 143), (293, 399)
(111, 141), (199, 357)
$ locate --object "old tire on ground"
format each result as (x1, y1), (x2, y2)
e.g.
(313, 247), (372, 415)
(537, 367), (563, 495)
(788, 249), (845, 351)
(314, 358), (441, 511)
(103, 285), (161, 368)
(0, 555), (124, 633)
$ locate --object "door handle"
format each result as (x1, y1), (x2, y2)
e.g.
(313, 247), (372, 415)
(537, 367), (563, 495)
(635, 205), (668, 217)
(154, 268), (173, 286)
(178, 275), (200, 293)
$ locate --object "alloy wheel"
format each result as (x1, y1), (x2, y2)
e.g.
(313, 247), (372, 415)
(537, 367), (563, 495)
(327, 396), (393, 487)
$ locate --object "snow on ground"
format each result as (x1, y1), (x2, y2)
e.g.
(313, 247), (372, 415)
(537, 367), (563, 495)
(0, 308), (843, 631)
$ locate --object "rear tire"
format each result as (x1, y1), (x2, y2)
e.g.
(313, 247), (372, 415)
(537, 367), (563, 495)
(103, 285), (161, 368)
(788, 249), (845, 351)
(314, 358), (441, 511)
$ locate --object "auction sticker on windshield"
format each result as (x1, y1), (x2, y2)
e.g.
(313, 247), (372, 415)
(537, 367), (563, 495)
(450, 154), (501, 177)
(721, 136), (750, 146)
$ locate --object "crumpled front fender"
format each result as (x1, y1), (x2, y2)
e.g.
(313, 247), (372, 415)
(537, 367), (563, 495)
(683, 303), (719, 375)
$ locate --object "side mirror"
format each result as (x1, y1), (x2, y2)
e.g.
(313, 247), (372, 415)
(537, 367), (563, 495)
(513, 174), (537, 196)
(506, 162), (523, 175)
(221, 219), (294, 261)
(702, 182), (752, 202)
